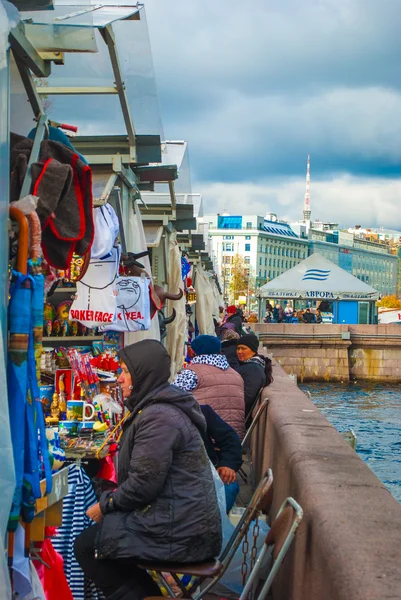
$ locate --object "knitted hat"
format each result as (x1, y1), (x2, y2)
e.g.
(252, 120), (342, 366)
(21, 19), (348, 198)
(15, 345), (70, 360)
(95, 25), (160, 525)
(221, 328), (240, 341)
(227, 305), (237, 315)
(238, 334), (259, 353)
(191, 335), (221, 356)
(221, 322), (236, 331)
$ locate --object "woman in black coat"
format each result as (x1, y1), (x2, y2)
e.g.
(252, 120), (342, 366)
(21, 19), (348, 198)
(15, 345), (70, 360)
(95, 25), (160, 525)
(236, 334), (273, 417)
(74, 340), (222, 600)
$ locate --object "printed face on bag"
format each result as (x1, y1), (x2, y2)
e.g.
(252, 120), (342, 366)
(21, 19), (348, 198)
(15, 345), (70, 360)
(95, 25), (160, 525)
(116, 278), (141, 310)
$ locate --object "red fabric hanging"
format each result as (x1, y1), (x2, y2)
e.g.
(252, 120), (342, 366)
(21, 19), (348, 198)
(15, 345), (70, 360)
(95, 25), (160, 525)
(96, 446), (118, 484)
(33, 528), (73, 600)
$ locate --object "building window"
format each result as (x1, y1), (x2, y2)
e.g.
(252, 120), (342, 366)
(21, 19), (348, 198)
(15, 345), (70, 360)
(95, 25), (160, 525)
(259, 244), (263, 252)
(245, 243), (251, 251)
(286, 249), (289, 257)
(259, 257), (262, 265)
(264, 270), (267, 278)
(223, 235), (234, 240)
(265, 246), (268, 253)
(223, 243), (234, 251)
(246, 222), (253, 229)
(259, 270), (262, 277)
(269, 258), (272, 266)
(245, 235), (251, 240)
(265, 258), (268, 266)
(273, 259), (276, 267)
(285, 261), (288, 268)
(245, 256), (250, 264)
(273, 247), (276, 255)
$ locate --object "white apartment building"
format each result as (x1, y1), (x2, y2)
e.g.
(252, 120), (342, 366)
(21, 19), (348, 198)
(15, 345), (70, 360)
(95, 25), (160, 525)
(203, 214), (309, 300)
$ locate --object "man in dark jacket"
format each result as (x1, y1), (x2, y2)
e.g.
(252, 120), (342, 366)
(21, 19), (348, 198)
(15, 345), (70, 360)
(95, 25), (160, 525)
(225, 305), (243, 335)
(200, 405), (242, 512)
(303, 308), (315, 323)
(74, 340), (222, 600)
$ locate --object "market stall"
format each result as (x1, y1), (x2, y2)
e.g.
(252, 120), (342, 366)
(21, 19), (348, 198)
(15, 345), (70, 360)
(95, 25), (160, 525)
(258, 253), (379, 324)
(2, 2), (188, 598)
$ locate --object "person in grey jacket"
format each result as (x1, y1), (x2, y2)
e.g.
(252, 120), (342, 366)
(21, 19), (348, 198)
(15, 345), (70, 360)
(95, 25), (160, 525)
(74, 339), (222, 600)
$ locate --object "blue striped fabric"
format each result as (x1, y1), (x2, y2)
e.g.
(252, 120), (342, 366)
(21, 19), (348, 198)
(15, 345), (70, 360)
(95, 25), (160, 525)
(52, 464), (102, 600)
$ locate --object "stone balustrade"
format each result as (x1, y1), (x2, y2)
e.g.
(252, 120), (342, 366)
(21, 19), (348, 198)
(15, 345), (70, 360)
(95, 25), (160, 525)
(250, 362), (401, 599)
(251, 323), (401, 381)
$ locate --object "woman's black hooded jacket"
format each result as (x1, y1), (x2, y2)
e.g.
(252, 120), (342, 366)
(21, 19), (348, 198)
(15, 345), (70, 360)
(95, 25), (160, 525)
(97, 340), (222, 563)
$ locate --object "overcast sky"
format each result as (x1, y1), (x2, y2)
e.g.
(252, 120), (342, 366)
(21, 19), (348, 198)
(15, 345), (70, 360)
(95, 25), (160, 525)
(143, 0), (401, 229)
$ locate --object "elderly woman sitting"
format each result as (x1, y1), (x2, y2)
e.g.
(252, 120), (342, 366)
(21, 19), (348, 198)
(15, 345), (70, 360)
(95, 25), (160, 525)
(236, 334), (273, 417)
(174, 334), (245, 439)
(74, 340), (222, 600)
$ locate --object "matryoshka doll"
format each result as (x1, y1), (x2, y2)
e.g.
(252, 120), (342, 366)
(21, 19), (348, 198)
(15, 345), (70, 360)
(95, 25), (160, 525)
(43, 302), (55, 337)
(54, 300), (73, 337)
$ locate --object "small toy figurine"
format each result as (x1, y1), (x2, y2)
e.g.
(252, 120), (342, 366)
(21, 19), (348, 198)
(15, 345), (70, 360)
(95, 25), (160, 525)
(52, 320), (61, 336)
(55, 300), (73, 337)
(46, 392), (60, 424)
(43, 302), (56, 336)
(58, 374), (67, 419)
(44, 302), (56, 323)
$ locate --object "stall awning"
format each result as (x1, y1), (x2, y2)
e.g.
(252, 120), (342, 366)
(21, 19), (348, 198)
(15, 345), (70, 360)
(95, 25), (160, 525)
(258, 253), (379, 301)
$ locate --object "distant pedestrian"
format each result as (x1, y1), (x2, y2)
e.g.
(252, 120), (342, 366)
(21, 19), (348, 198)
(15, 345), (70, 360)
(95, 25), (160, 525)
(263, 310), (272, 323)
(284, 304), (293, 323)
(225, 305), (243, 335)
(247, 313), (258, 323)
(303, 308), (315, 324)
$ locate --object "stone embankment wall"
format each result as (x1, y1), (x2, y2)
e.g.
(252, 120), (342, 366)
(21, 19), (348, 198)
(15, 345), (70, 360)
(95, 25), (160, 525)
(252, 324), (401, 382)
(251, 363), (401, 600)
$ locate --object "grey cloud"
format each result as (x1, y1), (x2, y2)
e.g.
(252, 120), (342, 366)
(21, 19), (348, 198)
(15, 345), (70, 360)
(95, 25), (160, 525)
(142, 0), (401, 188)
(145, 0), (401, 95)
(199, 176), (400, 230)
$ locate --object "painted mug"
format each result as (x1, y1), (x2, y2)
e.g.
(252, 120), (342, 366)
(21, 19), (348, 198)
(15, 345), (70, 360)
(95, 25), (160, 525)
(66, 400), (95, 422)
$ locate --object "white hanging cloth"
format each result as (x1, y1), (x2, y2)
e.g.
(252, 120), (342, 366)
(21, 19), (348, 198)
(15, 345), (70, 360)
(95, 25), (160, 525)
(194, 264), (218, 335)
(91, 204), (119, 259)
(166, 238), (186, 379)
(70, 246), (121, 327)
(124, 201), (161, 343)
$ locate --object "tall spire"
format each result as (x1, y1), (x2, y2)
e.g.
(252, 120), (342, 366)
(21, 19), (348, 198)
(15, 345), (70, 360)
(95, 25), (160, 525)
(303, 154), (311, 222)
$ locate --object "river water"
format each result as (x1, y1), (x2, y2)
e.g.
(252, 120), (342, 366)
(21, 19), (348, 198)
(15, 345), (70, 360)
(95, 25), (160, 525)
(299, 382), (401, 503)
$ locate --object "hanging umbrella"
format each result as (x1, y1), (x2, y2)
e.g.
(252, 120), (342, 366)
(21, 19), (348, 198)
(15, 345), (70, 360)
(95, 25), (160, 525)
(7, 207), (30, 526)
(7, 208), (52, 565)
(27, 211), (52, 498)
(7, 207), (30, 572)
